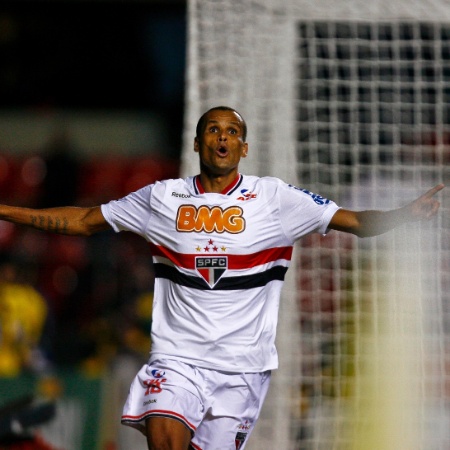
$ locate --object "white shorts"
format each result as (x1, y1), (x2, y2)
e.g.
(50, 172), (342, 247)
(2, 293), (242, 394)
(121, 358), (271, 450)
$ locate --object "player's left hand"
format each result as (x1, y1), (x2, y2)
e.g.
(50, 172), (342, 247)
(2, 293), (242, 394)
(407, 184), (445, 221)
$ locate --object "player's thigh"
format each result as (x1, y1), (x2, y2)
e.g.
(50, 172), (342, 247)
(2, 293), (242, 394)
(146, 416), (192, 450)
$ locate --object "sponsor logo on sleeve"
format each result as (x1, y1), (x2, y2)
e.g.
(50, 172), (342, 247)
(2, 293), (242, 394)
(288, 185), (331, 205)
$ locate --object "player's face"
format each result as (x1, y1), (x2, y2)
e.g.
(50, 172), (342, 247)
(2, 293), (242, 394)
(194, 109), (248, 177)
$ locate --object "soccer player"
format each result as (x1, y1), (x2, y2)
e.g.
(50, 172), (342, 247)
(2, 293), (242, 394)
(0, 106), (443, 450)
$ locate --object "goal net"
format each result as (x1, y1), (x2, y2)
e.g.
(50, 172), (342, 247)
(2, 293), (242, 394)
(181, 1), (450, 449)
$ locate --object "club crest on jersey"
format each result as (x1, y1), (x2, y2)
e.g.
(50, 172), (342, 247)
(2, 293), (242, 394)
(195, 256), (228, 288)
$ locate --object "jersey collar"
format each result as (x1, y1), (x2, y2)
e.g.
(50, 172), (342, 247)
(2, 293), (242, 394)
(193, 174), (243, 195)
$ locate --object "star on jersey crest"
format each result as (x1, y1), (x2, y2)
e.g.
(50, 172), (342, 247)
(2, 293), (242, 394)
(194, 239), (229, 288)
(195, 239), (227, 253)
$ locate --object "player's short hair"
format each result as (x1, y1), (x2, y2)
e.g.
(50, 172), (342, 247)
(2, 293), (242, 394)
(195, 106), (247, 141)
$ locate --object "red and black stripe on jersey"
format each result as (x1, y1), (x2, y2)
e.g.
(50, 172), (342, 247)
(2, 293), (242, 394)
(150, 243), (292, 290)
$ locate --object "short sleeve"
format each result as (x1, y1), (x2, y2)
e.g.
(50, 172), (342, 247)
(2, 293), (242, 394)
(278, 183), (340, 241)
(101, 184), (154, 236)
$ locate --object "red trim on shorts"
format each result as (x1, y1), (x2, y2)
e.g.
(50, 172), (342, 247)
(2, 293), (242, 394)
(122, 409), (197, 433)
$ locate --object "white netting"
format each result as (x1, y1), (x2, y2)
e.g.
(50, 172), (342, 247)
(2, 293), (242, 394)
(182, 1), (450, 449)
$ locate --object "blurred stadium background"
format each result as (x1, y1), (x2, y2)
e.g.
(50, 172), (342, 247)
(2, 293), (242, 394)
(0, 1), (185, 448)
(1, 0), (450, 450)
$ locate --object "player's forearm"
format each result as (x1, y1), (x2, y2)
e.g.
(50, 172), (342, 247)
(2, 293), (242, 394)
(331, 185), (443, 238)
(0, 205), (108, 236)
(330, 206), (414, 238)
(351, 207), (411, 238)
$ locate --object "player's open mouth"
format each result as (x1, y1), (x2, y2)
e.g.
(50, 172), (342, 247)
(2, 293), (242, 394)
(217, 146), (228, 156)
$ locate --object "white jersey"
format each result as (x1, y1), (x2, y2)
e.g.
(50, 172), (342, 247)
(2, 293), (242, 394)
(101, 174), (339, 372)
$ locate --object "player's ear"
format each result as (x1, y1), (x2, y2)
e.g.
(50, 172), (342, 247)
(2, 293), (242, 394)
(242, 143), (248, 158)
(194, 137), (199, 153)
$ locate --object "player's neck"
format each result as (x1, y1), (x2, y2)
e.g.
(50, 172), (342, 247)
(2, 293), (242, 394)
(197, 172), (241, 194)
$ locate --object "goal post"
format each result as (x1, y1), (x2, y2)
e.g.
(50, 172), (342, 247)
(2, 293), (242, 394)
(182, 1), (450, 449)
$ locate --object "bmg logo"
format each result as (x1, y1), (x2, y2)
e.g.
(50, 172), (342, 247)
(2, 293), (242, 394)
(176, 205), (245, 233)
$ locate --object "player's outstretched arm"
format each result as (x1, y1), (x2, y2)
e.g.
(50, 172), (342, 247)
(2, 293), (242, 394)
(0, 204), (111, 236)
(329, 184), (445, 238)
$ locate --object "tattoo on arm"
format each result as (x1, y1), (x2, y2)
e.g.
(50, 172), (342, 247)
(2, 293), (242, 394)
(30, 215), (70, 234)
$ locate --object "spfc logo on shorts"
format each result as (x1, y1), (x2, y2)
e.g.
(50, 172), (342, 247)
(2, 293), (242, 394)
(195, 256), (228, 288)
(235, 431), (247, 450)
